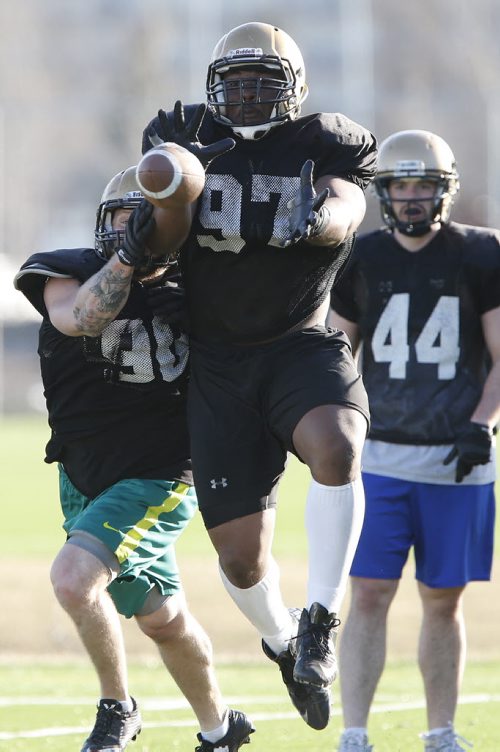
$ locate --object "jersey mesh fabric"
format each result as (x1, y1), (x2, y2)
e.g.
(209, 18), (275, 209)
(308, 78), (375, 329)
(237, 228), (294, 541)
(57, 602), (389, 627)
(331, 223), (500, 444)
(142, 107), (378, 344)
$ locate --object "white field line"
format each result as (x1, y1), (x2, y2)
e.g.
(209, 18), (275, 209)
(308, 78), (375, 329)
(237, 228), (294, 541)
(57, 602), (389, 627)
(0, 694), (498, 741)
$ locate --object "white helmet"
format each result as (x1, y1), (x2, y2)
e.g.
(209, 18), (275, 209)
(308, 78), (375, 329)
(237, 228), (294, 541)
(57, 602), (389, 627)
(206, 22), (308, 140)
(374, 130), (460, 236)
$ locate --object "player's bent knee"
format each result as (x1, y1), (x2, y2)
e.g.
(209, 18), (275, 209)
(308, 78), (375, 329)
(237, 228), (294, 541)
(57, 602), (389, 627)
(50, 535), (116, 608)
(135, 590), (186, 641)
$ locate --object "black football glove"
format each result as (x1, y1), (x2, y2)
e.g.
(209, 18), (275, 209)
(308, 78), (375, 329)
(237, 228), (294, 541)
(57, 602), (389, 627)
(144, 280), (186, 325)
(281, 159), (330, 247)
(443, 421), (493, 483)
(148, 100), (235, 170)
(116, 199), (156, 267)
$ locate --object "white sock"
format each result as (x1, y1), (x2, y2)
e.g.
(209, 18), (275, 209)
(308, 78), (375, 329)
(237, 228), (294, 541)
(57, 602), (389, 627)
(305, 477), (365, 613)
(427, 726), (452, 736)
(103, 698), (133, 713)
(201, 708), (229, 742)
(218, 557), (294, 655)
(343, 727), (369, 738)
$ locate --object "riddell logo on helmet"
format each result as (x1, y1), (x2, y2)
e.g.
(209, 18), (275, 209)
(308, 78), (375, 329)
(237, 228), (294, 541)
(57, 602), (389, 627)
(228, 47), (263, 58)
(394, 160), (425, 176)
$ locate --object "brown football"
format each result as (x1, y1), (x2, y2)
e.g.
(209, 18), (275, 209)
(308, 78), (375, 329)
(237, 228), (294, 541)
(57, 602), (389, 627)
(136, 142), (205, 208)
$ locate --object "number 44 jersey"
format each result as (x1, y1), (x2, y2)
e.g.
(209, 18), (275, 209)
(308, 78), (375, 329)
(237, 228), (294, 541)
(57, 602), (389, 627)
(330, 222), (500, 445)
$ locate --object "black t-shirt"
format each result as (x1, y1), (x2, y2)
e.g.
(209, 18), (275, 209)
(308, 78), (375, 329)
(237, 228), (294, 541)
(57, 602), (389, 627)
(330, 222), (500, 444)
(15, 248), (192, 497)
(143, 107), (377, 343)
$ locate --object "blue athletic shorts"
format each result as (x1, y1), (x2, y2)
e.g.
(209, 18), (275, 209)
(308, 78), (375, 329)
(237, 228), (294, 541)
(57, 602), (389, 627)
(351, 472), (495, 588)
(59, 466), (197, 617)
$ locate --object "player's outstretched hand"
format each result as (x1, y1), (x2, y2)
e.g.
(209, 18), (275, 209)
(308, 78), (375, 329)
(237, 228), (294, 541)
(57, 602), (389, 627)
(443, 421), (493, 483)
(281, 159), (330, 247)
(117, 199), (156, 267)
(148, 101), (235, 170)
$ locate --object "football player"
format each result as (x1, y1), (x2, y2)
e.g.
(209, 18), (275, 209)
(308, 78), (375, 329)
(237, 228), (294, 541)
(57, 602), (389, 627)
(14, 168), (254, 752)
(142, 21), (378, 731)
(329, 130), (500, 752)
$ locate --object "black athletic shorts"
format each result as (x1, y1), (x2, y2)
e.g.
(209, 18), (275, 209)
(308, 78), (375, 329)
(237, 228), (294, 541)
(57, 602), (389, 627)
(188, 325), (370, 528)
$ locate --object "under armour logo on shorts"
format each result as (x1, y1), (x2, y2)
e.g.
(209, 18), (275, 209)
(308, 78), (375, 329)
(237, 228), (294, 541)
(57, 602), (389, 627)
(210, 477), (228, 489)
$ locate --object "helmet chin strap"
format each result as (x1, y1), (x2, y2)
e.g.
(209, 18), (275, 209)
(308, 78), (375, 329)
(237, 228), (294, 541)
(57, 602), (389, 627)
(230, 119), (285, 140)
(395, 202), (434, 236)
(396, 220), (433, 237)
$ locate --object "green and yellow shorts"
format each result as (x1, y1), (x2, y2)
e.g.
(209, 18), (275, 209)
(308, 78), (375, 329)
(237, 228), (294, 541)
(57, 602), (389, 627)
(58, 465), (197, 618)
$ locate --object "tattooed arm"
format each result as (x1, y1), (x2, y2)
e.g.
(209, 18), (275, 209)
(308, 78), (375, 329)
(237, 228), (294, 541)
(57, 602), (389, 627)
(44, 254), (134, 337)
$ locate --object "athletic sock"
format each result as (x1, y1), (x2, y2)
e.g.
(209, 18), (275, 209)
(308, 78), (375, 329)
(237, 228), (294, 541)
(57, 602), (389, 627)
(201, 708), (229, 742)
(219, 557), (294, 655)
(343, 727), (369, 737)
(101, 698), (133, 713)
(427, 726), (453, 736)
(305, 477), (365, 613)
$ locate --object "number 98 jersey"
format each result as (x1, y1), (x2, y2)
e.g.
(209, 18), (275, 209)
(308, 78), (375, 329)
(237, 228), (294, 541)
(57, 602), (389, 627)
(331, 222), (500, 444)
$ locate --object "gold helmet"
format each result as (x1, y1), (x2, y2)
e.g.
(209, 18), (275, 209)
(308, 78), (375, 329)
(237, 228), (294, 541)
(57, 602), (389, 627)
(95, 167), (169, 271)
(374, 130), (460, 236)
(206, 22), (308, 140)
(95, 167), (143, 260)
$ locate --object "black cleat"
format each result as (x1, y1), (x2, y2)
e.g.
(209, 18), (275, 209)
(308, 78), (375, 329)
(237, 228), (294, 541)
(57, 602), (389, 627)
(262, 608), (331, 730)
(81, 698), (141, 751)
(293, 602), (340, 688)
(195, 709), (255, 751)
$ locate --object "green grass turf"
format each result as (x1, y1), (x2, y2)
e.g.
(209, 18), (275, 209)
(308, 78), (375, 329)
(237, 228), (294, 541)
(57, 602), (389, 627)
(0, 413), (315, 559)
(1, 415), (499, 750)
(2, 414), (499, 558)
(0, 658), (498, 750)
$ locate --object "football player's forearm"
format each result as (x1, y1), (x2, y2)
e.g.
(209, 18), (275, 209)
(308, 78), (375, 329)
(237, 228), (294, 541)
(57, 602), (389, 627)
(73, 256), (133, 336)
(307, 178), (366, 247)
(306, 199), (355, 247)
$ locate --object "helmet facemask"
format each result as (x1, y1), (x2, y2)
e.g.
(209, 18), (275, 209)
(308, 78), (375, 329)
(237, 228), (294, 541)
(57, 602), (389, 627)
(374, 172), (455, 237)
(95, 195), (142, 260)
(206, 23), (308, 140)
(374, 131), (460, 237)
(95, 168), (170, 276)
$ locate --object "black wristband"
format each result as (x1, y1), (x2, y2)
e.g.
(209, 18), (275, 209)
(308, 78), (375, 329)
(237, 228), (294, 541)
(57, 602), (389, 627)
(116, 248), (135, 267)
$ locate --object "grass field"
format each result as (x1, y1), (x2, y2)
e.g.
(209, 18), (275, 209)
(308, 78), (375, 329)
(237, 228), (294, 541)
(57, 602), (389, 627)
(1, 415), (499, 750)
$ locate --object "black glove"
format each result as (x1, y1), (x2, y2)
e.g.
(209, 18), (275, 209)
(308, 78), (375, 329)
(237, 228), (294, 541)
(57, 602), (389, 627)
(281, 159), (330, 247)
(116, 199), (156, 267)
(443, 421), (493, 483)
(144, 280), (186, 325)
(149, 100), (235, 170)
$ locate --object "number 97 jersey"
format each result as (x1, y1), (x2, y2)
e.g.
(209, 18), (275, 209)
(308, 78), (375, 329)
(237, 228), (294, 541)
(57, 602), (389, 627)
(142, 105), (377, 344)
(330, 222), (500, 444)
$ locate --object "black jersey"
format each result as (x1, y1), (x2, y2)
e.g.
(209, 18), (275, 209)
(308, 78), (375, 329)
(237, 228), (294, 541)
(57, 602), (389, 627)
(143, 107), (377, 343)
(15, 248), (192, 497)
(331, 222), (500, 444)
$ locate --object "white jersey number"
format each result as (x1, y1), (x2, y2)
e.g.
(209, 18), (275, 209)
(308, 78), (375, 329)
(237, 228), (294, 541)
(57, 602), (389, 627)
(372, 293), (460, 379)
(197, 173), (300, 252)
(97, 317), (188, 383)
